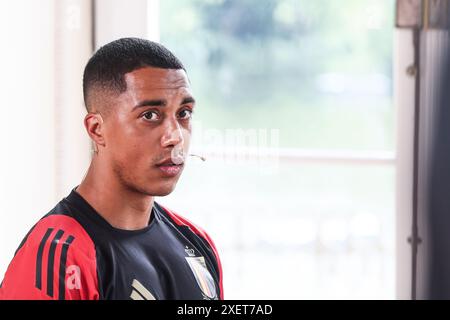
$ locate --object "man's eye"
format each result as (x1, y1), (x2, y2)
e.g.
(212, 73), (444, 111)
(142, 111), (159, 121)
(178, 109), (193, 120)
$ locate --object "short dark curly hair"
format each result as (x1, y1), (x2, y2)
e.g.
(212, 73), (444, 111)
(83, 37), (185, 112)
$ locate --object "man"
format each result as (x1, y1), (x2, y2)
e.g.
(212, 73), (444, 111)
(0, 38), (223, 300)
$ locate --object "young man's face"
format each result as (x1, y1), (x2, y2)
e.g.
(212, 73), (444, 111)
(101, 67), (194, 196)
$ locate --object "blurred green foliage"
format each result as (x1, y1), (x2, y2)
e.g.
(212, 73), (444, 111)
(160, 0), (395, 151)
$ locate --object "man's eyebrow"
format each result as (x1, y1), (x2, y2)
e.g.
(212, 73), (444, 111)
(133, 96), (196, 111)
(133, 99), (166, 110)
(181, 96), (196, 105)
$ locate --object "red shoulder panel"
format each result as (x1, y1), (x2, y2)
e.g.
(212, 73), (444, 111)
(0, 214), (99, 300)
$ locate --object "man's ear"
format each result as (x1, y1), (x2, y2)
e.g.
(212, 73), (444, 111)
(84, 112), (106, 151)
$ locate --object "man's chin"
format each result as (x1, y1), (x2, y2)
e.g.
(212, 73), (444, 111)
(145, 181), (178, 197)
(152, 188), (175, 197)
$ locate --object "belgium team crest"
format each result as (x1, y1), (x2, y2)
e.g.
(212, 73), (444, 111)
(185, 256), (217, 300)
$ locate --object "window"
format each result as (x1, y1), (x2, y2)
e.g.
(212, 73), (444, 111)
(157, 0), (396, 299)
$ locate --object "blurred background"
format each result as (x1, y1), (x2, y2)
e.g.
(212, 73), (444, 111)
(0, 0), (439, 299)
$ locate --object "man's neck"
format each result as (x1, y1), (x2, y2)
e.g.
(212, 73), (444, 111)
(76, 160), (154, 231)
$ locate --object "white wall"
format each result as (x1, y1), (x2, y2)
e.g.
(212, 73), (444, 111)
(0, 0), (92, 277)
(0, 0), (56, 278)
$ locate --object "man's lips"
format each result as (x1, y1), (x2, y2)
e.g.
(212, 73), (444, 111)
(155, 159), (184, 177)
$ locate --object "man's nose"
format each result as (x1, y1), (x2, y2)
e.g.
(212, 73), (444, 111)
(161, 118), (184, 148)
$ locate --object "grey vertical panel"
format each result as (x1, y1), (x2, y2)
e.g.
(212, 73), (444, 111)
(417, 30), (450, 299)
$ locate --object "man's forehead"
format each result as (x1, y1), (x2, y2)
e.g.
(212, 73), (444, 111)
(124, 67), (190, 91)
